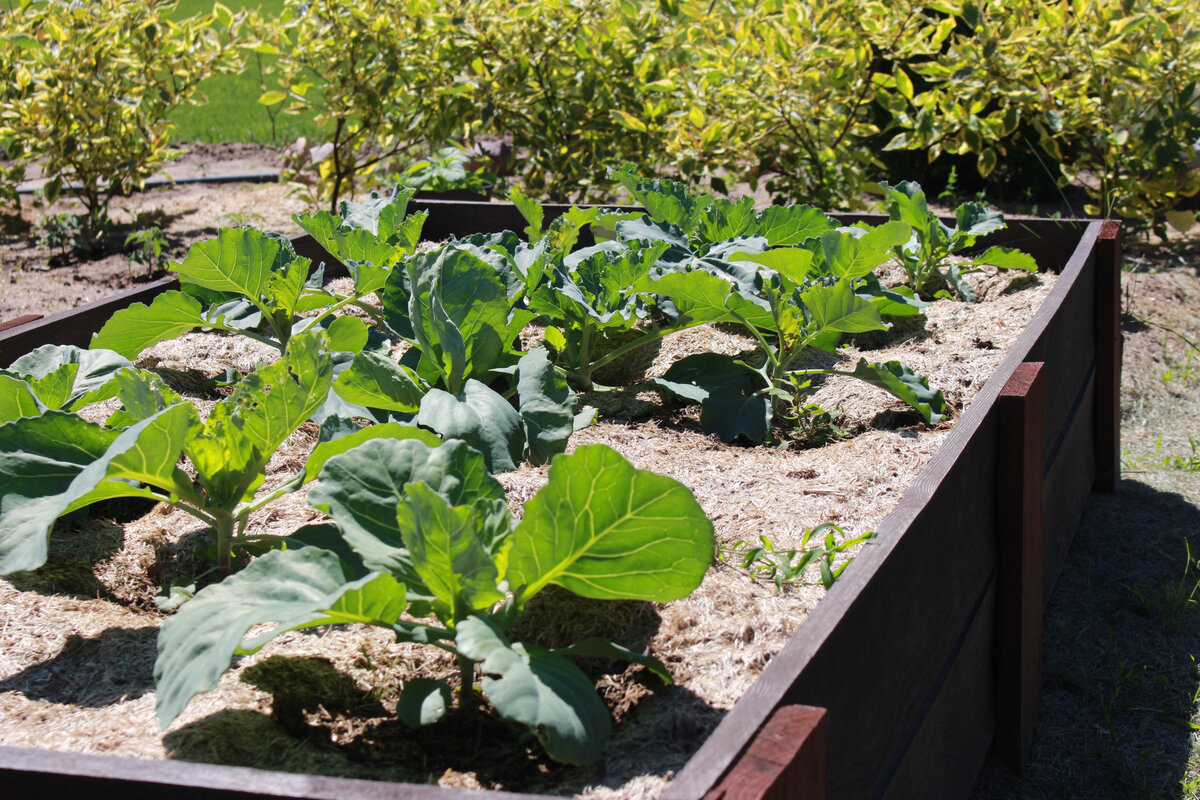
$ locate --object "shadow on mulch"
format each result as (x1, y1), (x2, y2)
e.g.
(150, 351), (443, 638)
(0, 626), (157, 707)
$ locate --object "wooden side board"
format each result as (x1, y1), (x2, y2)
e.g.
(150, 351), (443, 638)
(0, 206), (1116, 800)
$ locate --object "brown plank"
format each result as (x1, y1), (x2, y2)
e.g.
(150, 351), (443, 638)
(0, 276), (178, 367)
(0, 745), (545, 800)
(881, 577), (998, 799)
(1093, 220), (1123, 492)
(994, 362), (1046, 771)
(703, 706), (827, 800)
(0, 314), (42, 334)
(1040, 377), (1096, 599)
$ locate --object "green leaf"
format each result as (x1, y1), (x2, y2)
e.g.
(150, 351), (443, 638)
(406, 247), (512, 393)
(172, 227), (283, 301)
(338, 186), (416, 240)
(456, 616), (611, 764)
(697, 196), (757, 243)
(954, 202), (1006, 240)
(4, 344), (131, 410)
(968, 246), (1037, 272)
(516, 349), (575, 466)
(416, 381), (523, 474)
(402, 483), (504, 623)
(506, 444), (715, 603)
(610, 164), (710, 233)
(333, 350), (427, 413)
(634, 268), (773, 329)
(653, 353), (770, 443)
(845, 359), (945, 424)
(326, 315), (370, 353)
(508, 186), (545, 242)
(300, 423), (442, 486)
(727, 248), (814, 286)
(818, 222), (910, 280)
(91, 290), (215, 358)
(752, 205), (837, 246)
(294, 210), (406, 272)
(550, 638), (671, 683)
(0, 406), (192, 574)
(154, 547), (407, 726)
(307, 438), (505, 582)
(800, 280), (888, 344)
(396, 678), (451, 728)
(0, 375), (41, 423)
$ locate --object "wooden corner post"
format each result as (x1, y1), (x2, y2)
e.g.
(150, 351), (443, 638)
(1094, 220), (1123, 492)
(995, 362), (1046, 771)
(703, 705), (827, 800)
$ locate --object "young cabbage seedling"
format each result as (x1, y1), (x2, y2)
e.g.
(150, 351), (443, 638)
(155, 438), (716, 764)
(880, 180), (1037, 302)
(91, 187), (426, 358)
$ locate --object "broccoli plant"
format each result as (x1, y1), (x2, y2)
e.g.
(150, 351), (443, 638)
(604, 166), (943, 442)
(92, 188), (426, 358)
(0, 332), (439, 576)
(155, 438), (715, 764)
(879, 181), (1037, 302)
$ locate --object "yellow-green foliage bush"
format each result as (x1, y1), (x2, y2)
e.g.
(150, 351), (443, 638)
(255, 0), (472, 212)
(1, 0), (243, 232)
(884, 0), (1200, 221)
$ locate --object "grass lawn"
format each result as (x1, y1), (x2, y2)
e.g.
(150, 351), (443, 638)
(167, 0), (322, 145)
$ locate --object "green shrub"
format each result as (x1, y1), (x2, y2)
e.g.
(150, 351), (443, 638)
(886, 0), (1200, 224)
(257, 0), (471, 212)
(0, 0), (243, 233)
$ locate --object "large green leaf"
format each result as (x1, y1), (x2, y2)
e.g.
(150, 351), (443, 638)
(154, 547), (407, 726)
(635, 268), (773, 329)
(307, 438), (505, 581)
(456, 615), (611, 764)
(506, 445), (714, 603)
(818, 222), (910, 280)
(845, 359), (945, 424)
(610, 164), (710, 233)
(653, 353), (770, 442)
(337, 186), (415, 240)
(299, 423), (442, 486)
(4, 344), (131, 410)
(969, 245), (1038, 272)
(752, 204), (837, 246)
(0, 375), (40, 423)
(295, 210), (405, 272)
(416, 381), (523, 473)
(0, 406), (192, 574)
(172, 227), (283, 301)
(405, 247), (513, 393)
(332, 350), (427, 413)
(800, 280), (888, 345)
(402, 483), (504, 624)
(516, 349), (575, 466)
(90, 291), (213, 358)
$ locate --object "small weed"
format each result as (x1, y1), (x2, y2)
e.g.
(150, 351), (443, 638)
(1123, 438), (1200, 473)
(1122, 538), (1200, 631)
(125, 225), (169, 274)
(35, 212), (80, 259)
(215, 210), (267, 229)
(717, 523), (876, 591)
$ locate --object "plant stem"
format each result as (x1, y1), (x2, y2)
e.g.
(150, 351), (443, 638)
(212, 508), (237, 575)
(457, 653), (477, 710)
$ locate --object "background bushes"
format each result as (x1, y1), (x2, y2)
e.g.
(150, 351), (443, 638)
(3, 0), (1199, 226)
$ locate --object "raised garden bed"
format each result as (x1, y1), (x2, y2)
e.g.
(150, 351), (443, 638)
(0, 201), (1120, 799)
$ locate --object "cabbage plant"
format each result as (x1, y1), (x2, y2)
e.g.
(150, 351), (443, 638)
(155, 438), (715, 764)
